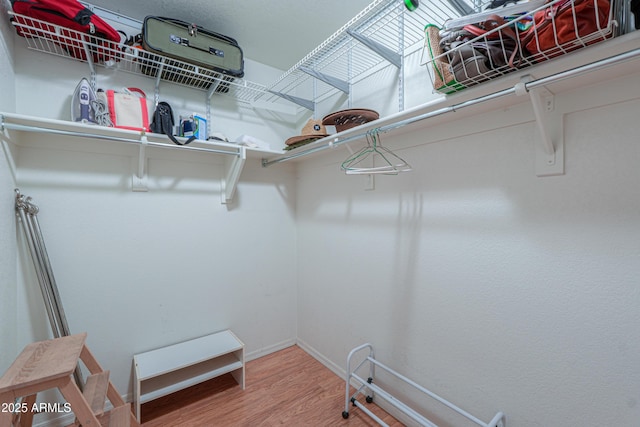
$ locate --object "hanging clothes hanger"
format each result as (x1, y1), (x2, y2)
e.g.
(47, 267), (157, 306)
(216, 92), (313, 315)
(341, 129), (412, 175)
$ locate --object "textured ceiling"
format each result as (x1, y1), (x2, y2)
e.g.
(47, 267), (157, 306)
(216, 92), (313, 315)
(85, 0), (373, 71)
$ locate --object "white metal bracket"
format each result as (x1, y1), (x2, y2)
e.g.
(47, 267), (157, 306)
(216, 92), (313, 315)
(346, 29), (402, 68)
(205, 79), (224, 138)
(222, 146), (246, 204)
(81, 36), (97, 90)
(299, 66), (350, 94)
(515, 75), (564, 177)
(153, 58), (165, 106)
(268, 90), (316, 111)
(132, 134), (148, 192)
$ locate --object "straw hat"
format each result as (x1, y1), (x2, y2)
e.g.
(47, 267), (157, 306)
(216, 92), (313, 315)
(322, 108), (379, 133)
(285, 118), (328, 146)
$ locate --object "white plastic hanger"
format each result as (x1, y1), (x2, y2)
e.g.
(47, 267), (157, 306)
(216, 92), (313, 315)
(341, 130), (412, 175)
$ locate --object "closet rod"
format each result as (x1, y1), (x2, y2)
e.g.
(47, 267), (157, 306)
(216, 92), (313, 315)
(1, 119), (240, 157)
(263, 47), (640, 167)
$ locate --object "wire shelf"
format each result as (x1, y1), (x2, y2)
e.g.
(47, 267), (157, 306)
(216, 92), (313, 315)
(423, 0), (618, 94)
(8, 12), (269, 104)
(255, 0), (469, 109)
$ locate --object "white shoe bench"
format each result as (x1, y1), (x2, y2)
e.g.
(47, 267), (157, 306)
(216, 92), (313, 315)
(133, 329), (245, 422)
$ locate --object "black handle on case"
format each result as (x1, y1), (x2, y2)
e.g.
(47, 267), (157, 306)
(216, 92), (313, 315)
(157, 109), (195, 145)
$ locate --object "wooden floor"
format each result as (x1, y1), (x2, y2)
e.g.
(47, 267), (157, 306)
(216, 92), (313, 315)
(141, 345), (403, 427)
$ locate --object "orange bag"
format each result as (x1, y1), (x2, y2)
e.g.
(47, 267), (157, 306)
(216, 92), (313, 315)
(522, 0), (611, 61)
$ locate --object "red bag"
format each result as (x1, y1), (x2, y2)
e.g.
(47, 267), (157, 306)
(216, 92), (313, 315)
(10, 0), (121, 63)
(522, 0), (611, 61)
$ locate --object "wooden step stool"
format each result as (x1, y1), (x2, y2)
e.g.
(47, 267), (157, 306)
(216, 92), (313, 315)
(0, 333), (138, 427)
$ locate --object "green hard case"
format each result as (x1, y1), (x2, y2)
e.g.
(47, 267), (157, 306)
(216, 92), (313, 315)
(142, 16), (244, 78)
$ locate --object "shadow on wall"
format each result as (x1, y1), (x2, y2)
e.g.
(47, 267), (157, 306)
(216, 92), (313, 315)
(14, 133), (296, 214)
(389, 191), (423, 358)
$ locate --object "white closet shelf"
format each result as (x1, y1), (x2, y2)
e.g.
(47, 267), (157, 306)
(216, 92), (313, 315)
(8, 11), (269, 105)
(0, 112), (282, 203)
(263, 30), (640, 177)
(255, 0), (462, 112)
(6, 2), (639, 181)
(0, 112), (281, 156)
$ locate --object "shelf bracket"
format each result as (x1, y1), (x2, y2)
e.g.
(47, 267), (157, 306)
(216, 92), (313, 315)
(132, 134), (148, 192)
(205, 80), (222, 138)
(207, 78), (223, 98)
(447, 0), (475, 16)
(153, 58), (166, 106)
(268, 90), (315, 111)
(222, 147), (246, 204)
(515, 76), (564, 177)
(299, 66), (350, 94)
(346, 29), (402, 69)
(81, 36), (97, 90)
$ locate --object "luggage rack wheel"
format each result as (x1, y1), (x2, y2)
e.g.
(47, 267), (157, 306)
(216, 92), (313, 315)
(341, 393), (373, 419)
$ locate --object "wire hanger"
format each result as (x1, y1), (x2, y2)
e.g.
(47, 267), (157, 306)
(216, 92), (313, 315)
(341, 129), (412, 175)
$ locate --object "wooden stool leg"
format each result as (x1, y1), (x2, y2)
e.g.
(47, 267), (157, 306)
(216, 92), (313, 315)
(80, 345), (139, 426)
(1, 392), (16, 427)
(57, 377), (99, 427)
(0, 411), (12, 426)
(0, 412), (12, 427)
(18, 394), (37, 427)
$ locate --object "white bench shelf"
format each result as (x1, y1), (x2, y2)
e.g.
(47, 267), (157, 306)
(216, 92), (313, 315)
(133, 329), (245, 422)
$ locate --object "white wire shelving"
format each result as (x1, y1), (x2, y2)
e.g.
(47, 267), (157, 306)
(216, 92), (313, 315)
(423, 0), (620, 95)
(7, 0), (469, 111)
(8, 11), (269, 105)
(262, 34), (640, 177)
(255, 0), (469, 113)
(6, 0), (638, 181)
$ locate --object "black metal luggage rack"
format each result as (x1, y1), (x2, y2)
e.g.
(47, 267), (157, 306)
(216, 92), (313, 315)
(8, 12), (268, 103)
(424, 0), (621, 94)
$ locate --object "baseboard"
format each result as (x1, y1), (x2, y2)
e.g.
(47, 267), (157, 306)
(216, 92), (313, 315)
(295, 338), (347, 379)
(33, 414), (71, 427)
(245, 337), (297, 362)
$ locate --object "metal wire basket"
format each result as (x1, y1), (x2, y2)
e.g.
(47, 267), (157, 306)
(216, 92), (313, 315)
(423, 0), (618, 94)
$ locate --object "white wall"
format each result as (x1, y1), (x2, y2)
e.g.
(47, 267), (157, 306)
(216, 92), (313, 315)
(15, 137), (298, 394)
(6, 17), (299, 424)
(0, 0), (17, 374)
(296, 71), (640, 426)
(3, 4), (640, 427)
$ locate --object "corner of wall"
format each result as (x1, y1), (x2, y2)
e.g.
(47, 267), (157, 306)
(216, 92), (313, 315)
(0, 0), (18, 373)
(0, 0), (15, 70)
(0, 150), (18, 373)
